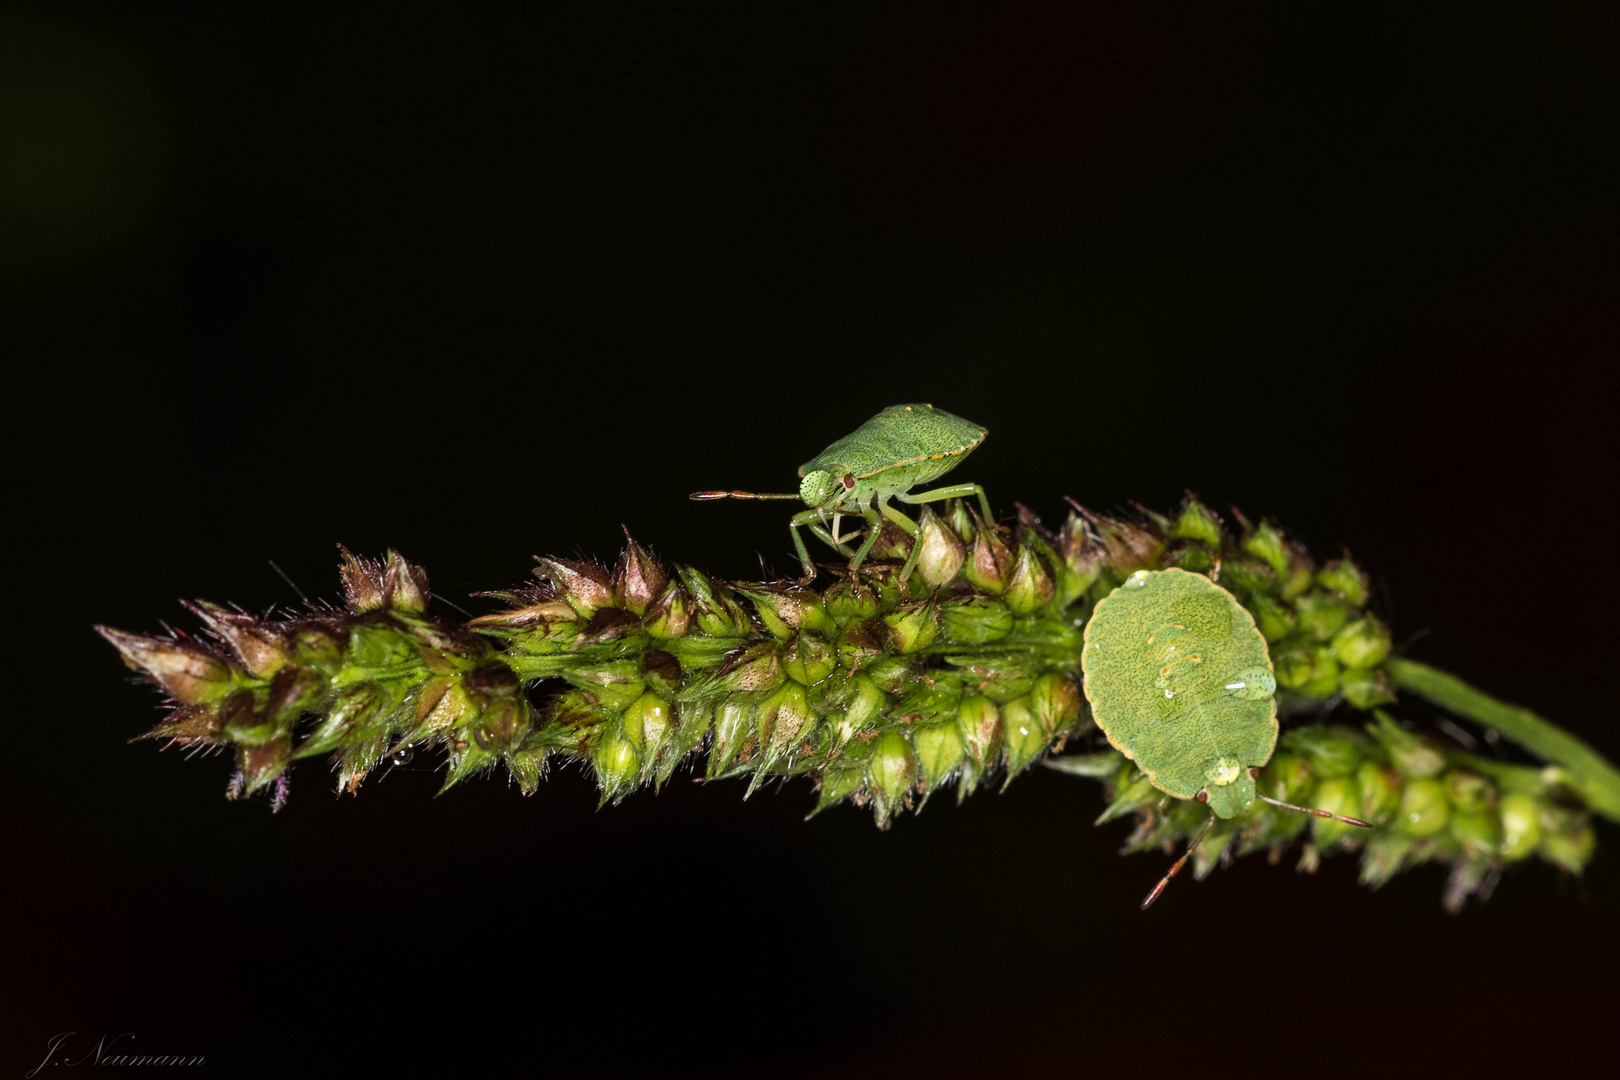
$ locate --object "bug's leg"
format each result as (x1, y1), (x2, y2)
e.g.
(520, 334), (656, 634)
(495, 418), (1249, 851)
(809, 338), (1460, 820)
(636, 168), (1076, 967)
(788, 508), (843, 584)
(896, 482), (994, 523)
(885, 495), (927, 592)
(808, 524), (856, 557)
(878, 500), (919, 536)
(791, 507), (867, 582)
(898, 531), (926, 593)
(810, 508), (861, 563)
(786, 520), (817, 584)
(806, 509), (858, 558)
(845, 500), (888, 577)
(1142, 812), (1217, 910)
(795, 508), (857, 554)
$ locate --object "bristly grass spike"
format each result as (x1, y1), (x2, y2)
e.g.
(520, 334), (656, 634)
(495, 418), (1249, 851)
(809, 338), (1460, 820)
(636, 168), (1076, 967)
(1081, 568), (1372, 907)
(691, 403), (992, 585)
(98, 475), (1617, 908)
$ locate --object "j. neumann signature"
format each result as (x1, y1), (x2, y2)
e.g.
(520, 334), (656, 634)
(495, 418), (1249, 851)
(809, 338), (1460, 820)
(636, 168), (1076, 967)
(28, 1032), (205, 1076)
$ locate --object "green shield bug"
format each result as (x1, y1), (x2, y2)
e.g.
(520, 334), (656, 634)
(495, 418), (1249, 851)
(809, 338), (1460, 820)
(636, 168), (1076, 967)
(1082, 568), (1370, 907)
(691, 403), (993, 584)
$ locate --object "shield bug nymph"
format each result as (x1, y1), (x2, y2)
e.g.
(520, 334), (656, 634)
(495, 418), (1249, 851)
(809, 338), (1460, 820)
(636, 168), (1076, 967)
(1082, 568), (1371, 907)
(691, 403), (993, 584)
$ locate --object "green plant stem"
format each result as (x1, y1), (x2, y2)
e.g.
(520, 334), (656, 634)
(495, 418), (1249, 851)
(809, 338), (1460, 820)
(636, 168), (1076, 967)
(1388, 657), (1620, 822)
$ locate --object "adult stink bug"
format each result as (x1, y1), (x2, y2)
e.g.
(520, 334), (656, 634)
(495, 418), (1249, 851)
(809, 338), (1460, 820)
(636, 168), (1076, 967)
(691, 403), (993, 584)
(1082, 568), (1370, 907)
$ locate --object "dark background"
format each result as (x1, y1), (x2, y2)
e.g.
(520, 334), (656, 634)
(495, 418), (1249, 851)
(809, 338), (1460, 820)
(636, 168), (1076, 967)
(5, 2), (1617, 1076)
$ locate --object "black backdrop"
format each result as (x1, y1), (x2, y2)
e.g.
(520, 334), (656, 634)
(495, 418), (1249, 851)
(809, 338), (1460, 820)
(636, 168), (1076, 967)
(6, 3), (1617, 1076)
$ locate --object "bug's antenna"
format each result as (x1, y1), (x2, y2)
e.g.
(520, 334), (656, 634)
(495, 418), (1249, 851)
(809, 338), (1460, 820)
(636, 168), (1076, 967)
(1248, 766), (1374, 828)
(690, 490), (801, 501)
(1142, 813), (1218, 910)
(1255, 793), (1374, 828)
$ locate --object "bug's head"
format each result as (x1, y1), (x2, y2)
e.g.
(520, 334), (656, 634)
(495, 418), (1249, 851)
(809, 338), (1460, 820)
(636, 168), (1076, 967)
(799, 470), (840, 507)
(1201, 757), (1256, 819)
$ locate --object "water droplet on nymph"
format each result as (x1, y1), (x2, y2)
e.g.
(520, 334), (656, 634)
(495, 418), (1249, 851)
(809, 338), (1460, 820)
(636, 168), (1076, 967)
(390, 747), (415, 766)
(1222, 667), (1276, 700)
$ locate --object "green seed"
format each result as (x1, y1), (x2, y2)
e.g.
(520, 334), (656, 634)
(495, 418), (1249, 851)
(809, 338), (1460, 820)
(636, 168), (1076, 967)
(1445, 769), (1493, 814)
(1279, 558), (1314, 602)
(824, 581), (880, 622)
(781, 633), (836, 685)
(741, 586), (839, 640)
(1310, 776), (1363, 846)
(1332, 616), (1391, 670)
(623, 693), (670, 761)
(1273, 645), (1339, 698)
(883, 602), (939, 654)
(1359, 832), (1416, 890)
(1171, 499), (1223, 547)
(955, 694), (1002, 766)
(643, 583), (690, 639)
(912, 506), (967, 587)
(1497, 792), (1542, 861)
(706, 696), (756, 778)
(814, 765), (867, 815)
(1162, 541), (1217, 576)
(1370, 711), (1447, 779)
(1248, 594), (1297, 644)
(1285, 726), (1363, 779)
(1030, 673), (1081, 739)
(564, 661), (646, 710)
(1396, 778), (1450, 838)
(1316, 557), (1368, 606)
(1540, 823), (1596, 874)
(965, 525), (1014, 594)
(868, 731), (918, 812)
(942, 596), (1014, 644)
(1449, 810), (1499, 859)
(1242, 522), (1290, 577)
(759, 681), (813, 754)
(1004, 546), (1055, 614)
(1000, 695), (1045, 778)
(1339, 666), (1395, 709)
(593, 734), (639, 791)
(1262, 752), (1314, 803)
(1294, 592), (1350, 642)
(1356, 760), (1402, 822)
(914, 721), (967, 791)
(838, 673), (888, 739)
(1217, 556), (1277, 598)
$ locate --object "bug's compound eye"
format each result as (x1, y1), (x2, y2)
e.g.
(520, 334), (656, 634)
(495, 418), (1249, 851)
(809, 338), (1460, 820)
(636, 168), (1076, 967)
(799, 470), (837, 507)
(1248, 766), (1261, 780)
(1195, 789), (1209, 803)
(841, 472), (855, 490)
